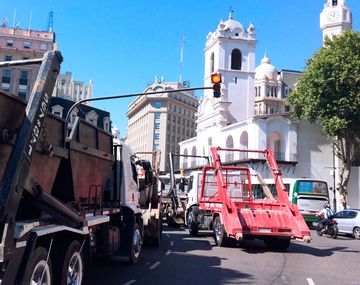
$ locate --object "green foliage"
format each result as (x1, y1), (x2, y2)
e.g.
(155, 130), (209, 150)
(286, 31), (360, 204)
(286, 31), (360, 139)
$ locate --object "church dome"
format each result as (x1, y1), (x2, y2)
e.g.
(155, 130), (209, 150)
(255, 54), (277, 80)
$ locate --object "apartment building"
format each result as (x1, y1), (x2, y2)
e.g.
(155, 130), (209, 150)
(0, 25), (55, 99)
(126, 81), (199, 172)
(52, 71), (93, 105)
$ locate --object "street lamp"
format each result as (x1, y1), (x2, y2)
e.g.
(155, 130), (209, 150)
(332, 142), (337, 211)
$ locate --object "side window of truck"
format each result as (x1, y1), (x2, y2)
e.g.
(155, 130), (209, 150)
(130, 161), (138, 184)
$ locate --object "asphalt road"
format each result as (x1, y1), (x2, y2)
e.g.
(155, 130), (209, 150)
(86, 225), (360, 285)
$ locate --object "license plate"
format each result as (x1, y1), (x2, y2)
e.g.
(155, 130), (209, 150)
(258, 228), (271, 232)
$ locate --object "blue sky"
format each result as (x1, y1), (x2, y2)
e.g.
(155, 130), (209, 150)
(2, 1), (360, 137)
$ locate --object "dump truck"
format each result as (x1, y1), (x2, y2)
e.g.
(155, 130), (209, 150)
(0, 51), (161, 284)
(186, 147), (311, 250)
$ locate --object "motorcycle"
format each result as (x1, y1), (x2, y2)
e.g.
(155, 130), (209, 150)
(316, 217), (338, 239)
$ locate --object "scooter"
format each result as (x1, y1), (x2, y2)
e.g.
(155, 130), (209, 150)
(316, 217), (338, 239)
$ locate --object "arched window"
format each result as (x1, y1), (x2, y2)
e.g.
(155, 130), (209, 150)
(210, 52), (215, 73)
(231, 49), (242, 70)
(225, 135), (234, 161)
(267, 132), (283, 160)
(240, 131), (248, 159)
(191, 146), (197, 167)
(183, 148), (188, 168)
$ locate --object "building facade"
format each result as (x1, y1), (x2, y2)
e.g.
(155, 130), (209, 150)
(52, 71), (93, 105)
(49, 97), (111, 132)
(0, 25), (55, 99)
(254, 55), (301, 116)
(126, 80), (199, 172)
(179, 0), (360, 209)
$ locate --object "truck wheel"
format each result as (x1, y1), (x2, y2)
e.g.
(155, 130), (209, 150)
(56, 240), (84, 285)
(354, 227), (360, 240)
(213, 216), (234, 247)
(129, 223), (142, 264)
(187, 211), (198, 236)
(21, 247), (52, 285)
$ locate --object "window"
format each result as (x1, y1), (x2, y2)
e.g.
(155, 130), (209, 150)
(155, 112), (161, 119)
(1, 69), (11, 91)
(4, 55), (12, 61)
(40, 43), (48, 50)
(153, 144), (159, 151)
(51, 105), (64, 118)
(24, 42), (31, 49)
(19, 70), (29, 86)
(23, 57), (29, 60)
(155, 123), (160, 130)
(210, 52), (215, 73)
(154, 133), (160, 140)
(85, 111), (98, 126)
(155, 102), (161, 109)
(231, 49), (242, 70)
(6, 40), (14, 47)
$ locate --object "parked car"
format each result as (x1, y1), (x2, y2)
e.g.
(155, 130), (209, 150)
(332, 209), (360, 239)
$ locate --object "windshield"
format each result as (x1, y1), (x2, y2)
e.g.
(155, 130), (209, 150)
(296, 180), (328, 195)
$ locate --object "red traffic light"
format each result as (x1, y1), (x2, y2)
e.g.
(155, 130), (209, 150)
(211, 73), (222, 84)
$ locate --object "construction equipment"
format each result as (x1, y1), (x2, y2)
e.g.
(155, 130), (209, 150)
(186, 147), (311, 250)
(0, 51), (161, 284)
(162, 153), (208, 226)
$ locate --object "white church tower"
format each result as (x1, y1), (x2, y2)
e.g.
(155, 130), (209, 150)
(320, 0), (352, 43)
(197, 11), (256, 131)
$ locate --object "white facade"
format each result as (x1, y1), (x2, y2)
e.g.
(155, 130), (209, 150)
(320, 0), (352, 42)
(179, 3), (360, 209)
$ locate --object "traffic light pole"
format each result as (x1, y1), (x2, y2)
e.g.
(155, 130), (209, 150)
(65, 86), (213, 123)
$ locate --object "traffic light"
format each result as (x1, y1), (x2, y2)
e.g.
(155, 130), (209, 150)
(211, 73), (222, 98)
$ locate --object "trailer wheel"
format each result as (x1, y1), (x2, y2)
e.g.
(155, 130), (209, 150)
(21, 247), (52, 285)
(264, 237), (290, 251)
(55, 240), (84, 285)
(213, 216), (235, 247)
(129, 223), (142, 264)
(187, 211), (198, 236)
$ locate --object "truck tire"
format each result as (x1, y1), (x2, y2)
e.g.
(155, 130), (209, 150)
(213, 216), (235, 247)
(21, 247), (52, 285)
(187, 211), (198, 236)
(55, 240), (84, 285)
(129, 223), (142, 264)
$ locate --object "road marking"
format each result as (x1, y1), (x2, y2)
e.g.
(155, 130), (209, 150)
(306, 278), (316, 285)
(170, 241), (174, 246)
(149, 261), (160, 270)
(165, 250), (171, 255)
(123, 280), (136, 285)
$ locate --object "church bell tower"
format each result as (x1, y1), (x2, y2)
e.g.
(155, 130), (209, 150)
(320, 0), (352, 43)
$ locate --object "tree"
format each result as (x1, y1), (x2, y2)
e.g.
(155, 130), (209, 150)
(286, 31), (360, 208)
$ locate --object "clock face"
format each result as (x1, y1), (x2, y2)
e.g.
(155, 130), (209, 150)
(327, 9), (340, 22)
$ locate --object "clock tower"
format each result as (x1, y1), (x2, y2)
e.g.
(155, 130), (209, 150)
(320, 0), (352, 43)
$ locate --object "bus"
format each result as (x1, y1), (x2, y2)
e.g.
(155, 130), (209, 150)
(252, 178), (330, 223)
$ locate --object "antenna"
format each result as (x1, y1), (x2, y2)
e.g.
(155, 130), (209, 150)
(179, 35), (185, 84)
(28, 11), (32, 32)
(47, 11), (54, 32)
(12, 8), (16, 28)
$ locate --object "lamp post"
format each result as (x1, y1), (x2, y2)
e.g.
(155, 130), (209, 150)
(332, 142), (337, 211)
